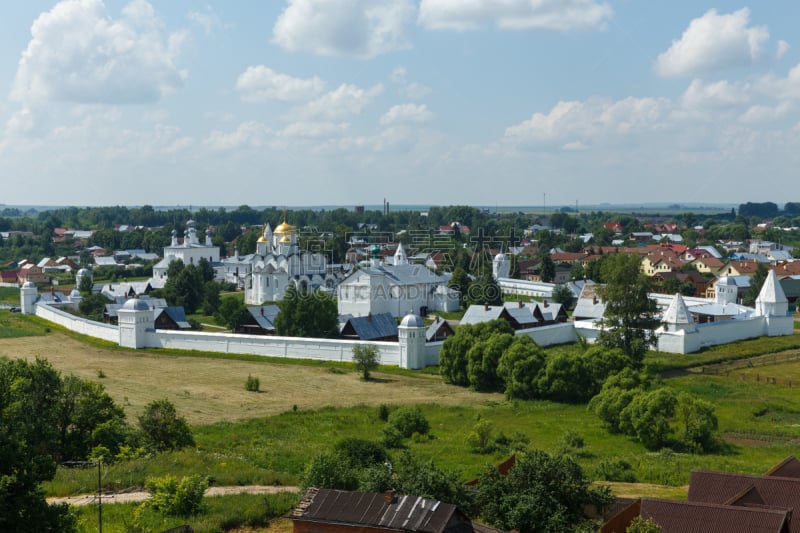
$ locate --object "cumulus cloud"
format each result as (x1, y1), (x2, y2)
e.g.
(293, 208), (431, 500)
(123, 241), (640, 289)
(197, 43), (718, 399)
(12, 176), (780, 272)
(205, 121), (272, 150)
(680, 79), (749, 109)
(299, 83), (384, 120)
(418, 0), (613, 31)
(11, 0), (186, 105)
(236, 66), (326, 103)
(390, 65), (431, 100)
(188, 7), (221, 36)
(504, 97), (670, 147)
(380, 103), (433, 125)
(655, 8), (770, 78)
(776, 40), (790, 59)
(280, 121), (350, 138)
(272, 0), (415, 58)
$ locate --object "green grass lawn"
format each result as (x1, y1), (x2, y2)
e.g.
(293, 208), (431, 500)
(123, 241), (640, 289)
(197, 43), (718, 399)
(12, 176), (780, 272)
(0, 286), (20, 304)
(71, 491), (297, 533)
(645, 334), (800, 372)
(0, 309), (51, 338)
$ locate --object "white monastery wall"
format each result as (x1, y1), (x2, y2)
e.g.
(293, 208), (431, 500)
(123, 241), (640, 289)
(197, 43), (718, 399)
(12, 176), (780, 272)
(35, 303), (119, 343)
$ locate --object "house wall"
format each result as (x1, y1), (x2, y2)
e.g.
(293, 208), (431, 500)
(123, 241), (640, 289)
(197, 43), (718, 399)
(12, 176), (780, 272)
(35, 303), (119, 343)
(497, 277), (554, 299)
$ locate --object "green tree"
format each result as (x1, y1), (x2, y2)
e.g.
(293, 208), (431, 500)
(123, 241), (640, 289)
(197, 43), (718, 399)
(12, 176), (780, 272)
(214, 296), (251, 332)
(467, 332), (513, 392)
(352, 344), (380, 380)
(78, 293), (111, 321)
(77, 273), (94, 295)
(140, 474), (208, 517)
(551, 283), (575, 309)
(742, 262), (768, 307)
(539, 255), (556, 283)
(627, 516), (662, 532)
(0, 357), (78, 532)
(597, 253), (661, 365)
(274, 284), (338, 338)
(619, 388), (677, 450)
(497, 335), (545, 400)
(448, 266), (471, 307)
(465, 272), (502, 306)
(476, 449), (613, 533)
(676, 392), (718, 452)
(387, 406), (430, 438)
(138, 399), (194, 452)
(201, 281), (222, 316)
(439, 320), (514, 387)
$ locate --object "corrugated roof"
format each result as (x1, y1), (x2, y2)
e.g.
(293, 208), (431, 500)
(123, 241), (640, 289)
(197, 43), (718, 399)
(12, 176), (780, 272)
(292, 488), (460, 533)
(639, 498), (789, 533)
(765, 456), (800, 479)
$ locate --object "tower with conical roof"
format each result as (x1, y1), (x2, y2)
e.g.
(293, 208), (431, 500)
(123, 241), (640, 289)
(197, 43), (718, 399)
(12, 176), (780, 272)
(662, 293), (695, 333)
(394, 242), (408, 266)
(756, 270), (788, 317)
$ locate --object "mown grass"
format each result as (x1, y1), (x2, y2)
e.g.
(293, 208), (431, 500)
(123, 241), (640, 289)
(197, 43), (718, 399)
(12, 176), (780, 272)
(0, 309), (51, 338)
(72, 491), (298, 533)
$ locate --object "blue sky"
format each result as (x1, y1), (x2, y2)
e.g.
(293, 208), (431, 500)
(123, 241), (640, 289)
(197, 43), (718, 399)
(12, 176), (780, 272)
(2, 1), (799, 208)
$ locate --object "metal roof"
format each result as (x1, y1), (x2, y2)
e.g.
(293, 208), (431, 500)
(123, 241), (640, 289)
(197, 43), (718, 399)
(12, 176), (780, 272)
(292, 488), (462, 533)
(341, 312), (398, 340)
(638, 498), (789, 533)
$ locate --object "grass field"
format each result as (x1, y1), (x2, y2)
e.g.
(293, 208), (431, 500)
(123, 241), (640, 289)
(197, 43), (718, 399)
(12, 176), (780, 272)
(5, 310), (800, 530)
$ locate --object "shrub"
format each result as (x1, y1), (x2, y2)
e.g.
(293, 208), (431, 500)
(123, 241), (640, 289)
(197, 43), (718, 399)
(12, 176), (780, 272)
(141, 474), (208, 517)
(333, 438), (388, 469)
(352, 344), (380, 380)
(138, 399), (195, 452)
(302, 452), (359, 491)
(558, 430), (585, 450)
(378, 403), (390, 422)
(467, 420), (494, 453)
(381, 426), (405, 449)
(387, 406), (430, 438)
(595, 458), (637, 483)
(245, 375), (260, 392)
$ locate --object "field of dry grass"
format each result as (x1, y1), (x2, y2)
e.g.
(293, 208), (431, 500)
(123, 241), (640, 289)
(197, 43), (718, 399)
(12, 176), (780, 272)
(0, 331), (501, 425)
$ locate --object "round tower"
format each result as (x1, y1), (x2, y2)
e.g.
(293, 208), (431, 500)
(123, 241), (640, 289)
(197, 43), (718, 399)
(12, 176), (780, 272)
(493, 252), (510, 279)
(20, 281), (38, 314)
(117, 298), (153, 349)
(398, 311), (426, 369)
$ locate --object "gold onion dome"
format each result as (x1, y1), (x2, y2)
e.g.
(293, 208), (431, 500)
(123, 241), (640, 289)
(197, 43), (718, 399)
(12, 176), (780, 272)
(280, 234), (291, 243)
(273, 210), (296, 235)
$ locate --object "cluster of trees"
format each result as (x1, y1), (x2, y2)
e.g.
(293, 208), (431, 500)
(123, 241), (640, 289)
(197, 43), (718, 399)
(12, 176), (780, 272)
(589, 368), (719, 452)
(0, 357), (194, 532)
(156, 258), (227, 316)
(274, 284), (338, 338)
(303, 434), (611, 533)
(439, 320), (633, 403)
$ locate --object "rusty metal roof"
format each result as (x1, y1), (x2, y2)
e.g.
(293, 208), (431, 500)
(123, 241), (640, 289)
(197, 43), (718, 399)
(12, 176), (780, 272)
(291, 488), (461, 533)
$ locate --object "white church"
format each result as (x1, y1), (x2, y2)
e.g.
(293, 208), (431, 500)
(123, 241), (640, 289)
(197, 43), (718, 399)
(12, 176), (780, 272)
(152, 220), (222, 281)
(222, 214), (343, 305)
(337, 243), (460, 318)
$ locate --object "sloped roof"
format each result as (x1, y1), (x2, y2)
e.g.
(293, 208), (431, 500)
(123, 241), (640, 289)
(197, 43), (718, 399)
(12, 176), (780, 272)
(663, 293), (693, 324)
(757, 270), (788, 305)
(765, 456), (800, 479)
(246, 305), (280, 330)
(425, 317), (455, 342)
(154, 306), (191, 329)
(341, 312), (398, 340)
(638, 498), (789, 533)
(291, 488), (464, 533)
(689, 470), (800, 532)
(460, 305), (507, 326)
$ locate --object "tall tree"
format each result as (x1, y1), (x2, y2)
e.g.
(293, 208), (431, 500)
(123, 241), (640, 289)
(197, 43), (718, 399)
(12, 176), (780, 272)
(597, 253), (661, 366)
(742, 262), (768, 307)
(274, 284), (338, 338)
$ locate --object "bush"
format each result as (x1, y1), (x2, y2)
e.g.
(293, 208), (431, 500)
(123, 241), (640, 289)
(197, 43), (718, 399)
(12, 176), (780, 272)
(378, 403), (390, 422)
(333, 438), (388, 469)
(467, 420), (494, 453)
(381, 426), (405, 449)
(595, 458), (637, 483)
(387, 406), (430, 438)
(245, 375), (260, 392)
(138, 399), (195, 452)
(352, 344), (380, 380)
(140, 474), (208, 517)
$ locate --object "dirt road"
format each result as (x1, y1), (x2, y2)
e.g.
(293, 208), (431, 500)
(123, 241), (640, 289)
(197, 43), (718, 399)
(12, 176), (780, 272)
(47, 485), (299, 507)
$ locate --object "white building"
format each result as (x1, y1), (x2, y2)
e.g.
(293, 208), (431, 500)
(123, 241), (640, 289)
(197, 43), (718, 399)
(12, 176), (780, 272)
(152, 220), (222, 280)
(223, 214), (343, 305)
(337, 243), (460, 318)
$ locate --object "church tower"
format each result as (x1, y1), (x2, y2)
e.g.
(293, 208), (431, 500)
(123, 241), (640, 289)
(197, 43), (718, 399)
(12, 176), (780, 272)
(755, 269), (788, 317)
(662, 293), (695, 333)
(394, 242), (408, 266)
(493, 252), (510, 279)
(118, 298), (154, 349)
(20, 281), (38, 314)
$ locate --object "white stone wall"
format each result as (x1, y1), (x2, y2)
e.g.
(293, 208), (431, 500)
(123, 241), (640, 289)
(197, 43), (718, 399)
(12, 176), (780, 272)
(146, 329), (403, 365)
(497, 278), (554, 299)
(35, 303), (119, 343)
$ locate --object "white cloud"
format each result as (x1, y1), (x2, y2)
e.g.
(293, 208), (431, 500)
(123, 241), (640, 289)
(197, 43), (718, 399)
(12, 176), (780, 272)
(655, 8), (770, 78)
(188, 7), (220, 36)
(418, 0), (612, 31)
(12, 0), (186, 105)
(236, 66), (326, 103)
(272, 0), (415, 58)
(504, 97), (670, 146)
(280, 121), (350, 138)
(205, 121), (272, 150)
(680, 79), (749, 109)
(390, 65), (431, 100)
(299, 83), (383, 120)
(776, 40), (790, 60)
(754, 63), (800, 101)
(5, 107), (36, 135)
(739, 102), (793, 124)
(380, 103), (433, 125)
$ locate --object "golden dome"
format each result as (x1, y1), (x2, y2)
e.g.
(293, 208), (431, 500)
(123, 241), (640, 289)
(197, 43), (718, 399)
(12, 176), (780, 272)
(273, 209), (297, 235)
(279, 234), (291, 243)
(257, 235), (268, 243)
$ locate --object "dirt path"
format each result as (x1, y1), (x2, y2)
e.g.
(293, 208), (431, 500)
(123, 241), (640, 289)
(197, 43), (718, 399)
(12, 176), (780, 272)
(47, 485), (300, 507)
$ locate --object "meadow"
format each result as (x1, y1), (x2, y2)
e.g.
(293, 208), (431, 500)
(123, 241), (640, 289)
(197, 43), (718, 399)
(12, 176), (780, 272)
(2, 310), (800, 530)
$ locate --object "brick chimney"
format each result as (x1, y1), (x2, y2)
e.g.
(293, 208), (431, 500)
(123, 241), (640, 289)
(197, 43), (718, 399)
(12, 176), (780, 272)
(368, 312), (372, 322)
(484, 303), (489, 311)
(384, 489), (396, 504)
